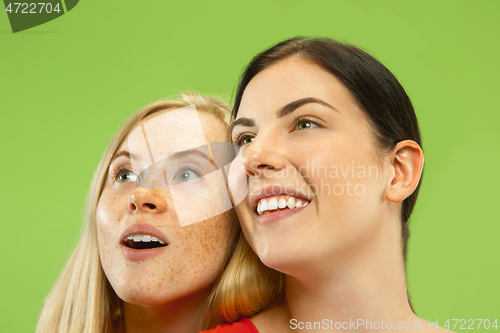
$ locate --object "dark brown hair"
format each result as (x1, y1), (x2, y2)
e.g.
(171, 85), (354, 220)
(232, 37), (423, 260)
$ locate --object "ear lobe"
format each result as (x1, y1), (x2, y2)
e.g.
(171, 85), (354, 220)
(386, 140), (424, 203)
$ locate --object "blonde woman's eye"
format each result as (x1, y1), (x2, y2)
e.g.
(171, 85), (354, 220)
(116, 170), (139, 183)
(177, 169), (201, 182)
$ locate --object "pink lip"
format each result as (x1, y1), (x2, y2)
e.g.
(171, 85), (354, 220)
(256, 205), (308, 225)
(250, 185), (310, 210)
(119, 223), (169, 261)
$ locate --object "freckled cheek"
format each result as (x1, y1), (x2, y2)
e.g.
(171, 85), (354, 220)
(95, 193), (128, 268)
(174, 210), (234, 279)
(133, 212), (233, 298)
(97, 191), (129, 227)
(95, 228), (123, 294)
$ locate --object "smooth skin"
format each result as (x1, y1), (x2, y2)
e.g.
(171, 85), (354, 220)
(231, 57), (449, 333)
(97, 109), (235, 333)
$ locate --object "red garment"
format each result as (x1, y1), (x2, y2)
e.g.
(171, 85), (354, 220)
(201, 318), (259, 333)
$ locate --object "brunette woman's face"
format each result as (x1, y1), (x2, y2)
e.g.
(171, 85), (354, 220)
(96, 109), (235, 306)
(231, 57), (392, 273)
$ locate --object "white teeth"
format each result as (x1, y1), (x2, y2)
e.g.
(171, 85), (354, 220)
(268, 198), (278, 210)
(256, 196), (310, 215)
(125, 234), (165, 244)
(278, 198), (287, 209)
(260, 200), (268, 212)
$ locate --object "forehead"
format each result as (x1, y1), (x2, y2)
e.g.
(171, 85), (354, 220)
(117, 107), (228, 153)
(238, 57), (359, 118)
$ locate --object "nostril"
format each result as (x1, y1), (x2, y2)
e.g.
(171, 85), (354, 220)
(129, 203), (137, 211)
(258, 164), (274, 170)
(144, 203), (156, 210)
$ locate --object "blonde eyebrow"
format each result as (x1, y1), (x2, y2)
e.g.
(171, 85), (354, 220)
(168, 148), (217, 170)
(111, 150), (130, 161)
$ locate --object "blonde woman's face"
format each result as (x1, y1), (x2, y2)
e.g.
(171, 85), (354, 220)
(230, 58), (390, 273)
(96, 108), (234, 306)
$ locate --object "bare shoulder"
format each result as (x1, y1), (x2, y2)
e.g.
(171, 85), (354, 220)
(249, 301), (291, 333)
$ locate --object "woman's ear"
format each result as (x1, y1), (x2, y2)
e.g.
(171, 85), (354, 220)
(386, 140), (424, 203)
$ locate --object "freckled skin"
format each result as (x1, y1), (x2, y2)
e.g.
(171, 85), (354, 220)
(96, 109), (235, 308)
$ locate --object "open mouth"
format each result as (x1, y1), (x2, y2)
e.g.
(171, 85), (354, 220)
(123, 234), (168, 250)
(256, 195), (310, 216)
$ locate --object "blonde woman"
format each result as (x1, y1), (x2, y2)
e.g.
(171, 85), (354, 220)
(36, 93), (240, 333)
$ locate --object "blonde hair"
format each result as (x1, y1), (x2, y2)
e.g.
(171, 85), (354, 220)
(203, 127), (285, 327)
(36, 92), (238, 333)
(204, 234), (284, 328)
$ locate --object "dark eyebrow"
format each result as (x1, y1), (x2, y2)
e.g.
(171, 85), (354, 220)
(277, 97), (339, 118)
(229, 97), (339, 134)
(229, 117), (256, 134)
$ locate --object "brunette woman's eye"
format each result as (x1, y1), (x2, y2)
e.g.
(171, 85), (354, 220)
(240, 136), (255, 146)
(295, 117), (320, 131)
(234, 133), (255, 147)
(115, 169), (139, 183)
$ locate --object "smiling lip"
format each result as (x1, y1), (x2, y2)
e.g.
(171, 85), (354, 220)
(250, 185), (310, 211)
(119, 223), (169, 261)
(256, 205), (308, 225)
(250, 185), (310, 225)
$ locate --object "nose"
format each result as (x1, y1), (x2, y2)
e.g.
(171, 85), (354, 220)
(128, 188), (167, 213)
(242, 130), (285, 177)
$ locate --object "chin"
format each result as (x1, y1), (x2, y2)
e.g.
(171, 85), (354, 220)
(254, 241), (311, 274)
(118, 287), (182, 307)
(109, 275), (166, 305)
(121, 294), (162, 307)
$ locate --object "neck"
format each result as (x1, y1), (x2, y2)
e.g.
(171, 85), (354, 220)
(284, 224), (417, 332)
(123, 288), (210, 333)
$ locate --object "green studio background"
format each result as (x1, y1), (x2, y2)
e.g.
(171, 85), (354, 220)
(0, 1), (498, 331)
